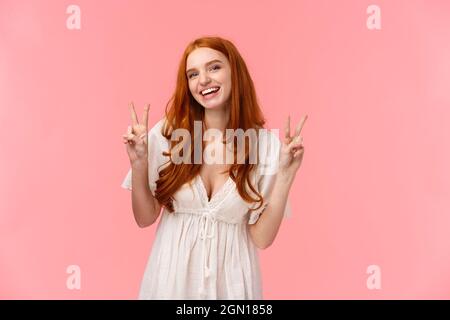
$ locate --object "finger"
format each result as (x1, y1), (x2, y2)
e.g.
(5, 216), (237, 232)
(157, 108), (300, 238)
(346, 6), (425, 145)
(142, 103), (150, 130)
(284, 115), (291, 143)
(288, 135), (303, 149)
(123, 126), (132, 139)
(129, 101), (139, 125)
(293, 148), (304, 158)
(291, 144), (304, 153)
(294, 114), (308, 137)
(294, 115), (307, 137)
(138, 133), (148, 145)
(122, 133), (133, 141)
(294, 144), (305, 154)
(123, 132), (136, 143)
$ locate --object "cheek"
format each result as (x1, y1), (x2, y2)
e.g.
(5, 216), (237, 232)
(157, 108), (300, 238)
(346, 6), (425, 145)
(221, 72), (232, 86)
(225, 85), (232, 97)
(188, 82), (197, 95)
(222, 74), (232, 90)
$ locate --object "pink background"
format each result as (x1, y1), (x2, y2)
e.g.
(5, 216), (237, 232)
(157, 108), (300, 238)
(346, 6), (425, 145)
(1, 0), (450, 299)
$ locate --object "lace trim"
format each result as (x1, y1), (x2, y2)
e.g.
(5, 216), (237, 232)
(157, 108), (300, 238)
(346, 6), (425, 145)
(172, 209), (244, 225)
(195, 175), (235, 210)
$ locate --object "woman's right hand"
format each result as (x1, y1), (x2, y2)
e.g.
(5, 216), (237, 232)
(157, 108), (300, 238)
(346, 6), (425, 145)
(122, 102), (150, 166)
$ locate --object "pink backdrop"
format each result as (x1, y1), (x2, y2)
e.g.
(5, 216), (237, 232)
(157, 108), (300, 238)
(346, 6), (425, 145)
(1, 0), (450, 299)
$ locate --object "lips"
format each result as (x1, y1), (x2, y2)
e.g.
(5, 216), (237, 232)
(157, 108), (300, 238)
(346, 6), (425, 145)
(201, 86), (221, 100)
(200, 86), (220, 96)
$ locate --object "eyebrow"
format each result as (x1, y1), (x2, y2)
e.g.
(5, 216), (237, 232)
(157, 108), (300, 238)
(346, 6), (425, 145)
(186, 59), (223, 74)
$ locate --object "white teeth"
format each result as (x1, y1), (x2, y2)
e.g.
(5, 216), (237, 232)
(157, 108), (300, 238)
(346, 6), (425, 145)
(201, 87), (220, 95)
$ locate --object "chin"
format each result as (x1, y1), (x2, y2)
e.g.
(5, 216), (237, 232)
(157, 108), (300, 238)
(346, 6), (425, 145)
(196, 97), (222, 109)
(203, 102), (226, 110)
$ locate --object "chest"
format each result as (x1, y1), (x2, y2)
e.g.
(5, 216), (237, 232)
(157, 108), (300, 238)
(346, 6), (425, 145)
(197, 139), (235, 201)
(199, 164), (232, 201)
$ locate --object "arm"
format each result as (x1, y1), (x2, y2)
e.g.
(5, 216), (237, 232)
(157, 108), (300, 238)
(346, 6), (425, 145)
(248, 114), (308, 249)
(248, 171), (294, 249)
(123, 103), (163, 228)
(131, 160), (162, 228)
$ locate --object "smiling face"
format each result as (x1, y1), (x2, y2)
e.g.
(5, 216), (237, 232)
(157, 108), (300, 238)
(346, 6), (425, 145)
(186, 47), (232, 110)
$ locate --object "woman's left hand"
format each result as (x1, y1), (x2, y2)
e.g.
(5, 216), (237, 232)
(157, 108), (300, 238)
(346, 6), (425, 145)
(278, 114), (308, 177)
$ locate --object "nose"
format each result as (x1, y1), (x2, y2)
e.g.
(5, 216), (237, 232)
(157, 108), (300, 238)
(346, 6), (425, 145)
(199, 72), (211, 86)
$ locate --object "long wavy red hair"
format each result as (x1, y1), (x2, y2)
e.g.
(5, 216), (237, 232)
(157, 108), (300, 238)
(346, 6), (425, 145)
(155, 36), (268, 213)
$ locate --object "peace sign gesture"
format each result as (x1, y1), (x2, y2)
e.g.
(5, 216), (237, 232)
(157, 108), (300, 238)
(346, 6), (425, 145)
(122, 102), (150, 165)
(278, 114), (308, 176)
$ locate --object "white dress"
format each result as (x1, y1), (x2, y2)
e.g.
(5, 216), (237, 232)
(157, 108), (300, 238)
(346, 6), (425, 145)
(121, 117), (291, 299)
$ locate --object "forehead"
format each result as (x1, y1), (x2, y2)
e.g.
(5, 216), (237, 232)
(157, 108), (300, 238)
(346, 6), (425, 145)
(186, 47), (227, 69)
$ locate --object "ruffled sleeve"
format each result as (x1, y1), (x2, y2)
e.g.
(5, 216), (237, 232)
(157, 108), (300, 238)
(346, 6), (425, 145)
(120, 117), (170, 197)
(247, 129), (292, 225)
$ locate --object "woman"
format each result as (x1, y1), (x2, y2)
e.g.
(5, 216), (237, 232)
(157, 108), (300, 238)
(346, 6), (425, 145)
(121, 36), (307, 299)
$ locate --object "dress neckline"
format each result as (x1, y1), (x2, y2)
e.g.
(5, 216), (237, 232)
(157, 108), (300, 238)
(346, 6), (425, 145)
(196, 175), (233, 206)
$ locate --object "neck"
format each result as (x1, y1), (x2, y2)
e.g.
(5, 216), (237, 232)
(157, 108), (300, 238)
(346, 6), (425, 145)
(203, 103), (230, 134)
